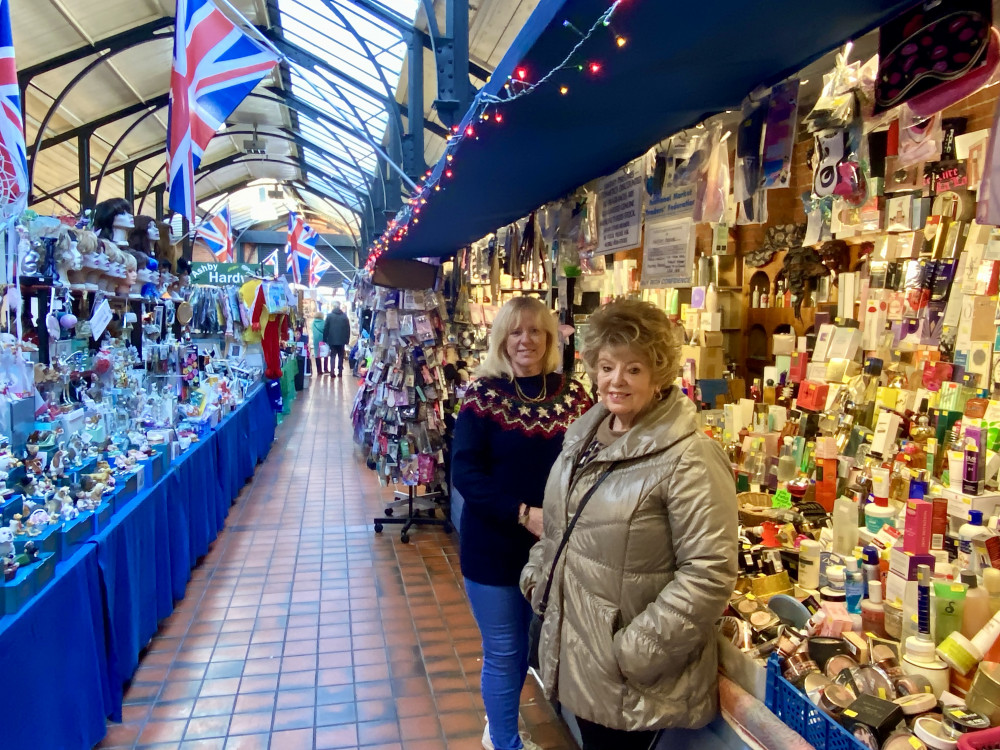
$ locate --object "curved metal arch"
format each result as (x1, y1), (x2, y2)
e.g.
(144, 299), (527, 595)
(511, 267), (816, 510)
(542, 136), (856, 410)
(93, 105), (167, 201)
(26, 32), (172, 190)
(316, 0), (405, 155)
(248, 89), (378, 226)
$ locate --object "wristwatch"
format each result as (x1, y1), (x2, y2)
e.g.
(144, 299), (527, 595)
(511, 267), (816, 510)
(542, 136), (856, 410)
(518, 504), (530, 526)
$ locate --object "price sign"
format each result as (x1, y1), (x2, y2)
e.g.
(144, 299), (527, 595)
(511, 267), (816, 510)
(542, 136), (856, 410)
(772, 488), (793, 509)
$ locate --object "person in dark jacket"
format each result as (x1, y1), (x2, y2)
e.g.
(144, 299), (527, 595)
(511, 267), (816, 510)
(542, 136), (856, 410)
(322, 302), (351, 377)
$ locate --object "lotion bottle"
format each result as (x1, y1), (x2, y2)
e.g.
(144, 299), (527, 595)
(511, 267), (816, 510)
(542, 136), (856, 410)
(962, 571), (990, 638)
(861, 579), (887, 637)
(832, 496), (860, 557)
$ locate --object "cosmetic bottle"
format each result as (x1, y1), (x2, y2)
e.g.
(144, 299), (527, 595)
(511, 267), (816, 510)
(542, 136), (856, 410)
(833, 495), (860, 557)
(797, 539), (821, 591)
(903, 564), (950, 697)
(861, 545), (881, 591)
(958, 510), (989, 574)
(984, 570), (1000, 662)
(933, 579), (967, 645)
(777, 437), (797, 485)
(845, 557), (864, 615)
(865, 495), (896, 533)
(963, 571), (990, 639)
(814, 437), (839, 512)
(861, 579), (887, 637)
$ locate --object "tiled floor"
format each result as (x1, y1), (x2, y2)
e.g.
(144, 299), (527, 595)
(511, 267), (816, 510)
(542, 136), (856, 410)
(99, 374), (575, 750)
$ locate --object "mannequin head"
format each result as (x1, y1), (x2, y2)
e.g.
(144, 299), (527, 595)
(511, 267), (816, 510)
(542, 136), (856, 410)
(93, 198), (133, 241)
(128, 216), (157, 258)
(147, 222), (160, 242)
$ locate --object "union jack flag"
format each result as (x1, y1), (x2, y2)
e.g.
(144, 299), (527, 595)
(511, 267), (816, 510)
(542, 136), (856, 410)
(261, 247), (278, 267)
(197, 204), (232, 262)
(167, 0), (278, 220)
(309, 252), (332, 288)
(285, 212), (318, 285)
(0, 0), (27, 213)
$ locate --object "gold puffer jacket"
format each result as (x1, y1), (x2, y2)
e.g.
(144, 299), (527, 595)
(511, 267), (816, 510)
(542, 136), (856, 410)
(520, 389), (738, 731)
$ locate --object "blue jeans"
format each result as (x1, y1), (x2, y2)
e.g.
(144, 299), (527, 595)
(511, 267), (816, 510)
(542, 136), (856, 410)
(465, 578), (533, 750)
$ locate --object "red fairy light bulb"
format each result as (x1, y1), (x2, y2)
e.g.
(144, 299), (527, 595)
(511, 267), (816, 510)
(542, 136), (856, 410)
(445, 169), (454, 179)
(589, 61), (602, 74)
(516, 67), (527, 80)
(494, 112), (503, 123)
(465, 125), (475, 137)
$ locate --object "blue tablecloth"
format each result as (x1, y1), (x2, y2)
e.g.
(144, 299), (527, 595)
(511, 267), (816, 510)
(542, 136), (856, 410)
(0, 385), (276, 742)
(0, 544), (113, 750)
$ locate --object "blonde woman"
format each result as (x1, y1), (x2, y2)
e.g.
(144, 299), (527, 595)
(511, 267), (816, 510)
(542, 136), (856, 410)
(521, 299), (738, 750)
(453, 297), (591, 750)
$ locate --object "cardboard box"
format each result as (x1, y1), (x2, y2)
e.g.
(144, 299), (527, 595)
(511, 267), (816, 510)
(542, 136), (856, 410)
(904, 498), (933, 555)
(680, 345), (725, 380)
(797, 381), (830, 412)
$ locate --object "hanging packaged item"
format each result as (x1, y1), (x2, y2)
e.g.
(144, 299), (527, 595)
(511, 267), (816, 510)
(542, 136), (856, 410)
(874, 0), (993, 115)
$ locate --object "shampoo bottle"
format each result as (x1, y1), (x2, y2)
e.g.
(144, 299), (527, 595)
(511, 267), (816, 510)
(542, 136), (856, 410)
(958, 510), (989, 574)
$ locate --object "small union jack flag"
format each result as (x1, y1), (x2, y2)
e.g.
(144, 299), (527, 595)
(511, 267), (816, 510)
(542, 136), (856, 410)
(197, 204), (232, 262)
(309, 252), (332, 288)
(0, 0), (27, 214)
(167, 0), (278, 221)
(285, 212), (318, 285)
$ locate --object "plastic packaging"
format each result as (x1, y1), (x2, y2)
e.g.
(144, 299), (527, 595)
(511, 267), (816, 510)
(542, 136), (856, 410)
(833, 495), (860, 556)
(936, 607), (1000, 676)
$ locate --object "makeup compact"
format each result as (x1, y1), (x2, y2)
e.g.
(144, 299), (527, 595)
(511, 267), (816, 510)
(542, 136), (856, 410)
(883, 730), (928, 750)
(913, 716), (958, 750)
(824, 654), (860, 680)
(840, 693), (905, 747)
(818, 683), (856, 718)
(940, 706), (990, 738)
(893, 692), (938, 718)
(783, 651), (820, 685)
(731, 593), (781, 632)
(809, 636), (850, 668)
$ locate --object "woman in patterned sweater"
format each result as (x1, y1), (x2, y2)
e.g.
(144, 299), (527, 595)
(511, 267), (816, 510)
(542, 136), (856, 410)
(453, 297), (591, 750)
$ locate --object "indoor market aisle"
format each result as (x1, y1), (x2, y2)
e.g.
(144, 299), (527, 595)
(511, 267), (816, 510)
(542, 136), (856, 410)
(100, 376), (574, 750)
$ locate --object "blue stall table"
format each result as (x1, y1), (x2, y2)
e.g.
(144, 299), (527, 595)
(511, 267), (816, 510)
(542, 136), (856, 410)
(0, 385), (276, 746)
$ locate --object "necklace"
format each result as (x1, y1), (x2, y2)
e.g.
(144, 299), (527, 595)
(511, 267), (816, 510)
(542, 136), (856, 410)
(513, 375), (547, 403)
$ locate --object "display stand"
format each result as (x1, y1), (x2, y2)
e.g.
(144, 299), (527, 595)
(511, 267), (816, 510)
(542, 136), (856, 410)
(373, 486), (452, 543)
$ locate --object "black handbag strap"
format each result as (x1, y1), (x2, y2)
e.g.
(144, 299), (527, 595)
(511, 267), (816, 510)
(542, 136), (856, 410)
(538, 466), (614, 615)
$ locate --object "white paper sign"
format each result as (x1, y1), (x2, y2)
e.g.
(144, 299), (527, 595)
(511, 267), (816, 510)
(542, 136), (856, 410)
(646, 182), (697, 222)
(90, 298), (112, 340)
(597, 164), (644, 255)
(641, 218), (695, 288)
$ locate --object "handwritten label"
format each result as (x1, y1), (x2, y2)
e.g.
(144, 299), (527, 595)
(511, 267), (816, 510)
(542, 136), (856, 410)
(772, 488), (792, 509)
(90, 298), (112, 340)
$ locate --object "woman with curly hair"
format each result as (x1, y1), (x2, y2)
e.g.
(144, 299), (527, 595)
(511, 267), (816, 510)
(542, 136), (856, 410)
(521, 298), (738, 750)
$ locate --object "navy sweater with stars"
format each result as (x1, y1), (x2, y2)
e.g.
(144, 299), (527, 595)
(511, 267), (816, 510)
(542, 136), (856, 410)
(452, 373), (592, 586)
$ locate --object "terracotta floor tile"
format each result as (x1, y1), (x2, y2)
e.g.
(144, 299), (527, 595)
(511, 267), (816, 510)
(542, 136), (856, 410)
(227, 710), (273, 737)
(102, 383), (574, 750)
(268, 727), (314, 750)
(314, 722), (359, 749)
(398, 715), (443, 741)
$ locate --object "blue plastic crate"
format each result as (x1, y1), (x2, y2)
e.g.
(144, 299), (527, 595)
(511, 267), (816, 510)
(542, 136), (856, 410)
(764, 654), (866, 750)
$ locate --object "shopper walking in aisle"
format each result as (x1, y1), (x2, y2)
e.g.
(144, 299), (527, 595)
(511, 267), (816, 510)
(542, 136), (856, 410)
(453, 297), (591, 750)
(311, 312), (327, 375)
(322, 302), (351, 377)
(521, 299), (738, 750)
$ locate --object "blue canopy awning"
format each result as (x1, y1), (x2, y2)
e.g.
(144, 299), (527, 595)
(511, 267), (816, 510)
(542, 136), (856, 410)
(380, 0), (919, 260)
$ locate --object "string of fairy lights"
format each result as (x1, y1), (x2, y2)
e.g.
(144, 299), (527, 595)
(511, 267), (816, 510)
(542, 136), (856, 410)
(363, 0), (628, 272)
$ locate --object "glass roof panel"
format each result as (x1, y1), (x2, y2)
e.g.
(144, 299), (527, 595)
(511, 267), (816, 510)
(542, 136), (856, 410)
(278, 0), (417, 194)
